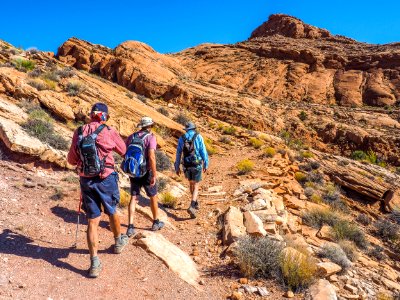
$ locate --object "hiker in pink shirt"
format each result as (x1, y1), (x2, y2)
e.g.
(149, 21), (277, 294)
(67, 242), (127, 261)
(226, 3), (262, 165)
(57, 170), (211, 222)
(67, 102), (128, 278)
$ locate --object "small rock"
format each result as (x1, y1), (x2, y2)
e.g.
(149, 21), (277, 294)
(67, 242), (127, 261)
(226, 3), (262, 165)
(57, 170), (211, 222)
(344, 284), (358, 294)
(242, 284), (258, 293)
(239, 278), (248, 284)
(317, 262), (342, 277)
(257, 286), (269, 297)
(285, 290), (294, 298)
(231, 291), (243, 300)
(199, 279), (205, 285)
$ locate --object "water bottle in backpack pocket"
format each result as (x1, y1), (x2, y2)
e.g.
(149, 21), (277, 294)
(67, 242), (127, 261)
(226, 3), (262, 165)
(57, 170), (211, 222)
(122, 133), (149, 178)
(77, 124), (107, 177)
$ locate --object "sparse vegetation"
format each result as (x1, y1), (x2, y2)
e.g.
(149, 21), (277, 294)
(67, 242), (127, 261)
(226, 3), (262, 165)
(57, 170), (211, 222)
(302, 208), (341, 229)
(374, 219), (399, 242)
(236, 236), (284, 278)
(280, 247), (317, 291)
(331, 220), (368, 249)
(310, 194), (323, 204)
(298, 111), (308, 121)
(351, 149), (386, 167)
(155, 150), (171, 171)
(27, 79), (49, 91)
(338, 240), (359, 262)
(264, 147), (276, 158)
(174, 112), (191, 125)
(368, 245), (385, 260)
(153, 125), (171, 139)
(307, 171), (324, 184)
(248, 137), (263, 149)
(65, 81), (86, 96)
(160, 191), (178, 208)
(137, 94), (147, 103)
(221, 125), (237, 135)
(62, 175), (79, 184)
(294, 172), (307, 182)
(304, 187), (315, 198)
(205, 138), (217, 155)
(50, 186), (65, 200)
(356, 213), (371, 226)
(12, 58), (35, 72)
(236, 159), (254, 175)
(119, 188), (131, 208)
(157, 177), (170, 192)
(318, 244), (352, 270)
(157, 107), (169, 117)
(28, 68), (42, 78)
(219, 136), (232, 144)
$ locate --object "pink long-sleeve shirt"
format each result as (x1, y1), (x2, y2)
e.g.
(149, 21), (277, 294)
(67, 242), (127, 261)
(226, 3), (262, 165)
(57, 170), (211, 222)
(67, 121), (126, 178)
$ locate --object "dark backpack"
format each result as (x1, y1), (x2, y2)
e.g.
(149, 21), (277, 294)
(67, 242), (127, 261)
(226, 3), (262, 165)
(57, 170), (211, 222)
(77, 124), (107, 177)
(182, 133), (201, 168)
(122, 132), (150, 178)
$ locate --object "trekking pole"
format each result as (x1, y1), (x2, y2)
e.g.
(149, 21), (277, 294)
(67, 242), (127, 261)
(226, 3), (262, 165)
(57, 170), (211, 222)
(73, 193), (83, 249)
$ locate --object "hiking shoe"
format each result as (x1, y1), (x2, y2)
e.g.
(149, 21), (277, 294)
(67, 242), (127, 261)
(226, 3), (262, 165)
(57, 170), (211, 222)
(88, 262), (102, 278)
(114, 234), (129, 254)
(192, 200), (200, 210)
(126, 224), (136, 237)
(187, 205), (197, 219)
(151, 219), (165, 231)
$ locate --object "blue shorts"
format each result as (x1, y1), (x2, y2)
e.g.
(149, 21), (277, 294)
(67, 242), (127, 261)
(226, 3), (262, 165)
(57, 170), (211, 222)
(129, 171), (158, 197)
(184, 166), (202, 183)
(80, 172), (120, 219)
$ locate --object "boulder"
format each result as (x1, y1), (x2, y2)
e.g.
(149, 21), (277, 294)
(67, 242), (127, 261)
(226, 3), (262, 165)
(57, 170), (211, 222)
(317, 225), (334, 241)
(243, 211), (267, 237)
(223, 206), (246, 245)
(253, 207), (278, 223)
(305, 279), (337, 300)
(135, 231), (200, 288)
(317, 262), (342, 277)
(243, 199), (269, 211)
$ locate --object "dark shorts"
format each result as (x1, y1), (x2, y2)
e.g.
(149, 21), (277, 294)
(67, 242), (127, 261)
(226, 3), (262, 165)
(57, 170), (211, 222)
(129, 171), (158, 197)
(80, 172), (120, 219)
(184, 166), (202, 183)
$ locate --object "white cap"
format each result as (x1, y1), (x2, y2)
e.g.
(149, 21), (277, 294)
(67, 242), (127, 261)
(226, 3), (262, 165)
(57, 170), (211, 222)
(137, 116), (154, 128)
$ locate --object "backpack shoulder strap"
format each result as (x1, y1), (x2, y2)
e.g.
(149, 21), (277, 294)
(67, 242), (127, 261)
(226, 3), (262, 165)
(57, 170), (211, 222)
(93, 124), (106, 136)
(77, 126), (83, 136)
(190, 133), (199, 142)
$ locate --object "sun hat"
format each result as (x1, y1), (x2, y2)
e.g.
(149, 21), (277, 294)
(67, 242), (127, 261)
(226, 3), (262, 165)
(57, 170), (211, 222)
(137, 116), (154, 128)
(184, 122), (196, 131)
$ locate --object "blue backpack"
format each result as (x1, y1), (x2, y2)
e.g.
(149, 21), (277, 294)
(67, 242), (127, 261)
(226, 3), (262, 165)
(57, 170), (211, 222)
(77, 124), (107, 177)
(122, 132), (150, 178)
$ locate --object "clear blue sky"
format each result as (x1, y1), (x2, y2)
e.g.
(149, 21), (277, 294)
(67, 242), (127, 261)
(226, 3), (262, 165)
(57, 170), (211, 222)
(1, 1), (399, 54)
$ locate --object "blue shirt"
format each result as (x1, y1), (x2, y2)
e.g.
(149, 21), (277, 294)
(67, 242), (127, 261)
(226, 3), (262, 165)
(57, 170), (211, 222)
(174, 130), (209, 171)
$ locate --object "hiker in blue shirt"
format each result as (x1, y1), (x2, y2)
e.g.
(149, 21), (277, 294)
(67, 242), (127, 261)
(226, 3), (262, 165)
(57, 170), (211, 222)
(175, 122), (209, 219)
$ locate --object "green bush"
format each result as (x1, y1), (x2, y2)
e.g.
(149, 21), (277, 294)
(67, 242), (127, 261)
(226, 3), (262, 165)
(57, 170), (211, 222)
(13, 58), (35, 72)
(264, 147), (276, 158)
(318, 244), (352, 270)
(302, 208), (341, 229)
(249, 137), (264, 149)
(374, 220), (399, 242)
(155, 150), (171, 171)
(351, 149), (386, 166)
(222, 125), (237, 135)
(298, 111), (308, 121)
(236, 236), (284, 278)
(356, 213), (371, 226)
(236, 159), (254, 175)
(331, 220), (367, 248)
(294, 172), (307, 182)
(27, 79), (48, 91)
(301, 151), (313, 158)
(160, 192), (177, 208)
(205, 138), (217, 155)
(28, 108), (52, 122)
(310, 194), (323, 204)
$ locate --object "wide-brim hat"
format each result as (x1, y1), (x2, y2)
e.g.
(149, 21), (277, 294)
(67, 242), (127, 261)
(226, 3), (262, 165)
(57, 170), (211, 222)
(137, 116), (154, 128)
(184, 122), (196, 131)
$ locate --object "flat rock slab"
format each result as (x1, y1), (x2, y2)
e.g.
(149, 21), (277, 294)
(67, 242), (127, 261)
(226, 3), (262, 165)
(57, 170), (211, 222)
(135, 231), (200, 288)
(305, 279), (337, 300)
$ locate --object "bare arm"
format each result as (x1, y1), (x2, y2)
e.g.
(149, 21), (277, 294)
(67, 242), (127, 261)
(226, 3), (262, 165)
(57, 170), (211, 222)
(148, 149), (157, 186)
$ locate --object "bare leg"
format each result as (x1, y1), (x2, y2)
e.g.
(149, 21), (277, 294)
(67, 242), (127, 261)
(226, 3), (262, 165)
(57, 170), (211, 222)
(128, 195), (139, 225)
(191, 181), (200, 202)
(108, 213), (121, 238)
(150, 195), (159, 220)
(87, 216), (101, 258)
(189, 181), (195, 195)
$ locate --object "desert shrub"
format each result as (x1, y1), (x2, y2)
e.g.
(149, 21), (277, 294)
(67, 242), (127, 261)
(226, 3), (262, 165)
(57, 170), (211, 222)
(298, 111), (308, 121)
(351, 150), (367, 161)
(277, 148), (286, 155)
(50, 186), (65, 200)
(236, 159), (254, 175)
(302, 208), (341, 229)
(295, 172), (307, 182)
(300, 163), (312, 172)
(338, 241), (359, 262)
(157, 107), (169, 117)
(396, 167), (400, 175)
(157, 177), (169, 192)
(374, 219), (399, 242)
(307, 171), (324, 183)
(26, 47), (39, 54)
(65, 81), (85, 96)
(22, 118), (69, 150)
(368, 245), (385, 260)
(318, 244), (352, 270)
(174, 112), (191, 125)
(222, 125), (237, 135)
(264, 147), (276, 158)
(56, 67), (75, 78)
(280, 130), (291, 144)
(160, 192), (177, 208)
(43, 70), (61, 82)
(301, 151), (313, 158)
(309, 161), (320, 170)
(310, 194), (323, 204)
(236, 236), (284, 278)
(304, 187), (315, 198)
(249, 137), (264, 149)
(356, 213), (371, 226)
(155, 150), (171, 171)
(331, 220), (367, 248)
(28, 68), (42, 78)
(376, 292), (393, 300)
(27, 79), (48, 91)
(219, 136), (232, 144)
(119, 188), (131, 208)
(13, 58), (35, 72)
(351, 149), (385, 166)
(323, 184), (347, 210)
(337, 159), (349, 166)
(62, 175), (79, 184)
(18, 98), (40, 113)
(153, 125), (171, 139)
(28, 108), (52, 122)
(280, 247), (317, 291)
(137, 94), (147, 103)
(126, 92), (133, 99)
(43, 78), (56, 90)
(205, 138), (217, 155)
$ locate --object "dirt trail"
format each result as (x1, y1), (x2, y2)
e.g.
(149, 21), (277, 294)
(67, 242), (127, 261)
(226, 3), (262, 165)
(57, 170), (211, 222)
(0, 146), (273, 300)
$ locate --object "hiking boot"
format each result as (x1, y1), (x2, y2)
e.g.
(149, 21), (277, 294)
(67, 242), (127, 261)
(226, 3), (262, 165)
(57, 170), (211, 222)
(187, 206), (197, 219)
(126, 224), (136, 237)
(192, 200), (200, 210)
(88, 257), (102, 278)
(114, 234), (129, 254)
(151, 219), (165, 231)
